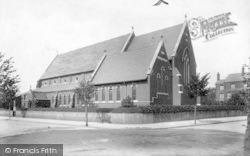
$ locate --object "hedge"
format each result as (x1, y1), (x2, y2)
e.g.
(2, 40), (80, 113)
(23, 105), (246, 114)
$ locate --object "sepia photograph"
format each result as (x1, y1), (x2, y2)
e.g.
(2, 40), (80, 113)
(0, 0), (250, 155)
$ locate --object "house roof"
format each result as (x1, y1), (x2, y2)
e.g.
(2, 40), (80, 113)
(215, 79), (225, 85)
(216, 73), (244, 85)
(126, 23), (183, 58)
(40, 34), (130, 80)
(225, 73), (243, 82)
(92, 44), (158, 85)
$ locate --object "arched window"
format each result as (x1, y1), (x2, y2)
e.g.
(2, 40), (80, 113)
(63, 94), (66, 105)
(182, 48), (190, 84)
(74, 94), (78, 107)
(77, 94), (81, 105)
(157, 73), (161, 92)
(75, 94), (78, 106)
(102, 87), (105, 101)
(109, 86), (113, 101)
(117, 86), (120, 101)
(161, 66), (165, 91)
(59, 94), (62, 105)
(95, 88), (98, 101)
(51, 96), (54, 105)
(132, 84), (137, 100)
(68, 94), (71, 106)
(165, 76), (168, 92)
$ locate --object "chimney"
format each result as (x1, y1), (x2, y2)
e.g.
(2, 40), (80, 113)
(217, 73), (220, 81)
(242, 64), (245, 76)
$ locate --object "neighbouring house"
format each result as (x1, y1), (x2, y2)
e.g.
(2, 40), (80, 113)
(20, 21), (197, 108)
(215, 59), (250, 102)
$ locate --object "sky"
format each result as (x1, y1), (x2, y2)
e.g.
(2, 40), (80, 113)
(0, 0), (249, 93)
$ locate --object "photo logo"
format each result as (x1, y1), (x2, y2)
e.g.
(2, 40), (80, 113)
(188, 12), (237, 41)
(5, 148), (11, 153)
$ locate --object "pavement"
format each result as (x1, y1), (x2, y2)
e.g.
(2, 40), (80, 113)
(0, 115), (247, 129)
(0, 115), (247, 155)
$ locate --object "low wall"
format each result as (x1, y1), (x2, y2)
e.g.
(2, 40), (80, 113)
(0, 109), (246, 124)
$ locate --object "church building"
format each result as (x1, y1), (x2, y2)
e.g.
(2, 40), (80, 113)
(21, 21), (197, 108)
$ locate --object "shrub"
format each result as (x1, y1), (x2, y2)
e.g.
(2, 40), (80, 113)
(96, 108), (113, 113)
(112, 107), (142, 113)
(139, 105), (245, 114)
(121, 96), (135, 107)
(26, 104), (246, 114)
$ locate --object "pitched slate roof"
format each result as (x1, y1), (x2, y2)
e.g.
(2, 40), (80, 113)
(33, 92), (49, 100)
(92, 45), (158, 85)
(40, 34), (130, 80)
(225, 73), (243, 82)
(39, 23), (185, 85)
(126, 23), (183, 57)
(33, 83), (80, 92)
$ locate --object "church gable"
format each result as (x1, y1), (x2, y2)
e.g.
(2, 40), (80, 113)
(174, 24), (196, 86)
(149, 42), (172, 104)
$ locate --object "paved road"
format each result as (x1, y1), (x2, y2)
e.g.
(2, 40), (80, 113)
(0, 117), (247, 156)
(0, 118), (94, 138)
(178, 120), (247, 134)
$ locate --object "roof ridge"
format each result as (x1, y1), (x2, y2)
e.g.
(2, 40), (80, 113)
(58, 33), (130, 56)
(135, 23), (183, 38)
(108, 44), (158, 57)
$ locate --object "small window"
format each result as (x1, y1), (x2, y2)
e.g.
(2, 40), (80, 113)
(165, 75), (168, 80)
(117, 86), (121, 101)
(85, 73), (92, 81)
(157, 73), (161, 92)
(231, 84), (235, 89)
(64, 79), (67, 83)
(95, 88), (98, 101)
(161, 66), (165, 71)
(54, 80), (56, 84)
(132, 84), (137, 100)
(44, 81), (47, 86)
(220, 94), (224, 100)
(179, 84), (183, 94)
(109, 86), (113, 101)
(220, 86), (224, 91)
(102, 87), (105, 101)
(75, 76), (79, 82)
